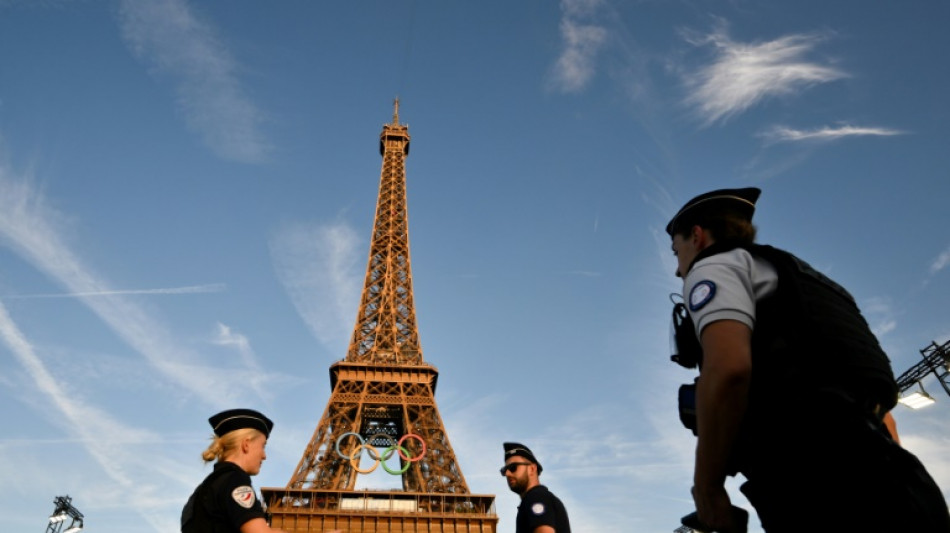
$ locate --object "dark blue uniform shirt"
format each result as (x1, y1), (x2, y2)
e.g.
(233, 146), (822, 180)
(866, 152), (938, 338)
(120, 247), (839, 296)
(516, 485), (571, 533)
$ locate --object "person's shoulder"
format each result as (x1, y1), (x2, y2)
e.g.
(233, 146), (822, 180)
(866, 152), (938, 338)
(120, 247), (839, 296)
(688, 248), (755, 285)
(524, 485), (557, 501)
(213, 461), (246, 475)
(211, 462), (252, 489)
(700, 246), (754, 266)
(541, 485), (567, 503)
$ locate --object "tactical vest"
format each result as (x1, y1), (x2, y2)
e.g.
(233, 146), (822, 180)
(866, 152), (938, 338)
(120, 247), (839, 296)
(672, 243), (898, 441)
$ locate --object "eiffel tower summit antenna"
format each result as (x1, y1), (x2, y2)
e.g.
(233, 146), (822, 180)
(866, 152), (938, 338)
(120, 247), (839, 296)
(262, 103), (497, 533)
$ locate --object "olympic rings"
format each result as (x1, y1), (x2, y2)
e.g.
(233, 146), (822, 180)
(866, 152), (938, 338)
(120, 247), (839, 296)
(381, 446), (411, 474)
(397, 433), (426, 462)
(334, 432), (427, 475)
(365, 433), (397, 460)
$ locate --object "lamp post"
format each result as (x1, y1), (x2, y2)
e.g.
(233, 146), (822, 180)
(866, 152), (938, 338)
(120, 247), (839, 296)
(46, 495), (83, 533)
(896, 340), (950, 409)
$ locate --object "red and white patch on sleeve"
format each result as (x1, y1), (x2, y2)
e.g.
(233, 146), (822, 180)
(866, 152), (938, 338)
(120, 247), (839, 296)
(232, 486), (256, 509)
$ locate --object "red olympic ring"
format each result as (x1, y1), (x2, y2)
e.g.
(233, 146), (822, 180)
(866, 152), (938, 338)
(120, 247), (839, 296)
(397, 433), (426, 462)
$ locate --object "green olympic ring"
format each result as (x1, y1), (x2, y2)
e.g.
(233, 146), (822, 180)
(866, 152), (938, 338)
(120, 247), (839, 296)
(334, 432), (426, 475)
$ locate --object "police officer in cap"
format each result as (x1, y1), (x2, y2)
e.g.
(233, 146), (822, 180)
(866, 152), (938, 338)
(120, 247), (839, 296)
(666, 187), (950, 532)
(181, 408), (290, 533)
(501, 442), (571, 533)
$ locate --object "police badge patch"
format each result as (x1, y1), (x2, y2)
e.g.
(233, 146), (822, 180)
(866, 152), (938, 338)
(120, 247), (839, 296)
(532, 502), (546, 515)
(232, 486), (256, 508)
(688, 280), (716, 311)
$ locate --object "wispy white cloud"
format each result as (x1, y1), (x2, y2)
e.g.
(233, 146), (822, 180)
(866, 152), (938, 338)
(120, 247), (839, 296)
(0, 154), (289, 530)
(929, 245), (950, 275)
(0, 301), (189, 532)
(213, 322), (269, 400)
(895, 420), (950, 497)
(548, 0), (608, 93)
(269, 221), (363, 353)
(0, 166), (270, 407)
(760, 124), (905, 143)
(116, 0), (269, 163)
(682, 23), (847, 125)
(861, 296), (899, 338)
(3, 283), (226, 298)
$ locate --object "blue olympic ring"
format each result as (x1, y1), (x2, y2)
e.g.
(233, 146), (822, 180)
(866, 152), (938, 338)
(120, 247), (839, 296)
(334, 432), (427, 475)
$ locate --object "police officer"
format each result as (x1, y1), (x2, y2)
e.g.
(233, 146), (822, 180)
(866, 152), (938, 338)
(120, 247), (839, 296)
(501, 442), (571, 533)
(667, 187), (950, 532)
(181, 408), (288, 533)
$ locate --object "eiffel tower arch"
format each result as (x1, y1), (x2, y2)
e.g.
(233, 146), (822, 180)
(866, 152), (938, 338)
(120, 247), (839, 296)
(262, 102), (497, 533)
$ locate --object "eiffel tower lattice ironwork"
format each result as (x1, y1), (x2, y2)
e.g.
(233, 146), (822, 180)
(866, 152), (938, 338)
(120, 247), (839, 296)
(262, 101), (497, 533)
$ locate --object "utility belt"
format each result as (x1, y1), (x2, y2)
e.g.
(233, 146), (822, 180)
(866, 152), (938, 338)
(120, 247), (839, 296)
(676, 381), (888, 437)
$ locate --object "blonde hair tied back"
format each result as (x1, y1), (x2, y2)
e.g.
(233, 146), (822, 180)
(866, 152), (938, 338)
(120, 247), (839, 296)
(201, 427), (263, 463)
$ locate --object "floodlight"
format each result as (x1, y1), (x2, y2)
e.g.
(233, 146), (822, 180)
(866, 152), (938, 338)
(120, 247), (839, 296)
(46, 495), (84, 533)
(898, 383), (936, 409)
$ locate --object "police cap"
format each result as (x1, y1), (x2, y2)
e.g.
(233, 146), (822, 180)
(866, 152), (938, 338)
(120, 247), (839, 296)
(665, 187), (761, 236)
(209, 408), (274, 438)
(503, 442), (542, 474)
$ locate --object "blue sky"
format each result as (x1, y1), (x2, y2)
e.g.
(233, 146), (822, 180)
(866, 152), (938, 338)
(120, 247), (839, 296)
(1, 1), (949, 531)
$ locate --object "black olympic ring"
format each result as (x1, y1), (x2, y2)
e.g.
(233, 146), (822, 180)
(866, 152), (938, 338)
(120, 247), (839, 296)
(334, 432), (427, 475)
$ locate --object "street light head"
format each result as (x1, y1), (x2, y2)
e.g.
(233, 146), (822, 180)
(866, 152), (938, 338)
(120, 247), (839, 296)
(47, 495), (83, 532)
(898, 383), (936, 409)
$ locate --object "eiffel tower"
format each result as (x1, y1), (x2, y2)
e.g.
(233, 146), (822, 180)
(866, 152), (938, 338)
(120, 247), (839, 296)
(262, 101), (497, 533)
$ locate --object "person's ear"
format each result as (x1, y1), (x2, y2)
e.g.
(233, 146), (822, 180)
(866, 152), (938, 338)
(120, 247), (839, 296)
(689, 225), (703, 243)
(691, 225), (712, 247)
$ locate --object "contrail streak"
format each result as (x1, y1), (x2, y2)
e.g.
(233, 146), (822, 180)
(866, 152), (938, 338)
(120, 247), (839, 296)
(3, 283), (226, 299)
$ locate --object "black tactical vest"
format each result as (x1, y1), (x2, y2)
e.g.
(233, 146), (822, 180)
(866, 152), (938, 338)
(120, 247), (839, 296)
(672, 243), (898, 436)
(744, 244), (896, 410)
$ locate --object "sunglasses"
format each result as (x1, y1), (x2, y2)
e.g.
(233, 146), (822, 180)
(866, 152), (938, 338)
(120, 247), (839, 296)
(499, 462), (532, 476)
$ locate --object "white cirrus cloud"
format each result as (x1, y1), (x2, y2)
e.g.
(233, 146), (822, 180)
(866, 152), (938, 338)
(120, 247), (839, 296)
(548, 0), (608, 93)
(4, 283), (226, 298)
(117, 0), (269, 163)
(269, 221), (363, 353)
(683, 24), (847, 125)
(929, 246), (950, 275)
(760, 124), (905, 143)
(0, 301), (190, 532)
(0, 165), (270, 407)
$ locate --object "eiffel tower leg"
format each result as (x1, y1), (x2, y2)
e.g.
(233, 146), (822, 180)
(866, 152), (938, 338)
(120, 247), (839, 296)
(288, 378), (365, 490)
(403, 397), (470, 494)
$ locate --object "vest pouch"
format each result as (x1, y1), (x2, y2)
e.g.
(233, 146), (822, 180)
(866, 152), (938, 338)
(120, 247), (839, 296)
(671, 302), (702, 369)
(678, 379), (698, 435)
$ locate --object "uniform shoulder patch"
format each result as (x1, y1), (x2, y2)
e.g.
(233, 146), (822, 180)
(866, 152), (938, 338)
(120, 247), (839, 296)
(232, 486), (256, 509)
(688, 280), (716, 312)
(531, 502), (546, 515)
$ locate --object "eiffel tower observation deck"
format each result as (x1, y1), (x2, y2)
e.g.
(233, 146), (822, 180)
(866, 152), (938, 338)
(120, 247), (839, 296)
(261, 101), (497, 533)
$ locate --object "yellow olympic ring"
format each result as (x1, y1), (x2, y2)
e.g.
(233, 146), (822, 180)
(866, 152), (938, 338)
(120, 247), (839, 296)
(348, 443), (381, 473)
